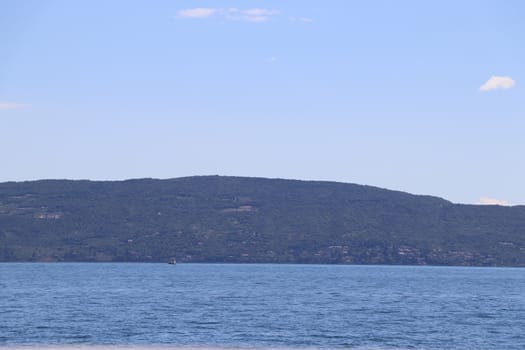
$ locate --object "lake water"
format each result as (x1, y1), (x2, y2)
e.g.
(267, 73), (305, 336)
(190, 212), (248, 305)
(1, 263), (524, 350)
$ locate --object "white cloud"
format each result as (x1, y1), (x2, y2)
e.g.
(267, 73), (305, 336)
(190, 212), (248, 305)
(0, 102), (29, 110)
(177, 8), (218, 19)
(240, 9), (279, 22)
(242, 8), (276, 17)
(477, 197), (512, 206)
(479, 76), (516, 92)
(177, 8), (279, 23)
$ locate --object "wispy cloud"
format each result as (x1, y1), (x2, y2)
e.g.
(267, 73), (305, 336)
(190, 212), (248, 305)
(177, 8), (218, 19)
(479, 76), (516, 92)
(0, 102), (29, 110)
(177, 8), (279, 23)
(477, 197), (512, 206)
(233, 8), (279, 23)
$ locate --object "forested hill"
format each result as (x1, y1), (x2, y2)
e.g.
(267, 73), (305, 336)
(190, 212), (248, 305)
(1, 176), (524, 266)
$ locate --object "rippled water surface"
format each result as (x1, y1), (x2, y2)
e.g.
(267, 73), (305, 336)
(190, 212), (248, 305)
(1, 263), (524, 349)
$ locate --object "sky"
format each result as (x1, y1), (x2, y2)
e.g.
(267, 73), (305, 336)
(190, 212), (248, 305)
(1, 0), (524, 205)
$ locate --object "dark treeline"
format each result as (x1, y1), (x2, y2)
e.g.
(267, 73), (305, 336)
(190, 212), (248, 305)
(1, 176), (524, 266)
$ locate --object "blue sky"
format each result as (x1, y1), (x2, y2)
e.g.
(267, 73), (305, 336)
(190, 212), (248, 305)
(1, 0), (524, 205)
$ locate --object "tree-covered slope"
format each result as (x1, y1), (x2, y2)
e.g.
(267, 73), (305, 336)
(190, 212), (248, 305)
(1, 176), (524, 266)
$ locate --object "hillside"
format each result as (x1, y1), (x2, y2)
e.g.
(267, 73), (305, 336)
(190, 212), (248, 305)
(1, 176), (524, 266)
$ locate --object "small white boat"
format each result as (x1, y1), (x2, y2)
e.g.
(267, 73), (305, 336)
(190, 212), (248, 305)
(168, 258), (177, 265)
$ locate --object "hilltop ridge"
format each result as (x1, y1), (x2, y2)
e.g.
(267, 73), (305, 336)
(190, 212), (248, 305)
(1, 176), (524, 266)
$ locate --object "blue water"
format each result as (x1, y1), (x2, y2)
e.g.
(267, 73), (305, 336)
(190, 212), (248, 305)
(1, 263), (524, 350)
